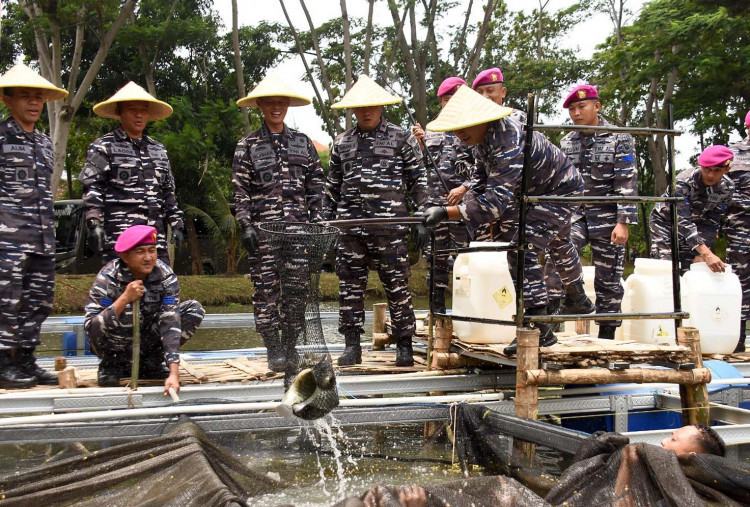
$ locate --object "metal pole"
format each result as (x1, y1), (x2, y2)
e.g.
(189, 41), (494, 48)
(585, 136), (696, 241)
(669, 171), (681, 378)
(427, 229), (436, 371)
(516, 94), (535, 327)
(130, 299), (140, 391)
(666, 104), (682, 333)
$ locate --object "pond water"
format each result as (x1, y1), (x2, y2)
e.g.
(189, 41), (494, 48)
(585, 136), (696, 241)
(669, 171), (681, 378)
(0, 417), (570, 506)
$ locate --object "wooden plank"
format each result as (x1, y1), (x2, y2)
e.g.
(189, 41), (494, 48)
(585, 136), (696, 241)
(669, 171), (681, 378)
(179, 359), (209, 382)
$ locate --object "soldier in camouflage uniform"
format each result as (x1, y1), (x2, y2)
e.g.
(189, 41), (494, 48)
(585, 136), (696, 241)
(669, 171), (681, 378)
(79, 82), (183, 266)
(545, 85), (638, 339)
(650, 145), (734, 275)
(726, 113), (750, 352)
(233, 74), (325, 373)
(84, 225), (204, 392)
(324, 75), (429, 367)
(423, 86), (594, 356)
(470, 67), (527, 243)
(411, 77), (473, 313)
(0, 64), (68, 388)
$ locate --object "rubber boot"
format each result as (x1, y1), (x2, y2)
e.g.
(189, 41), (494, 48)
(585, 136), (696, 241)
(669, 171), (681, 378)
(431, 288), (447, 315)
(17, 347), (58, 385)
(503, 306), (557, 356)
(734, 320), (747, 353)
(554, 281), (596, 316)
(395, 336), (414, 367)
(547, 298), (563, 332)
(97, 352), (125, 387)
(0, 349), (38, 389)
(337, 331), (362, 366)
(263, 331), (287, 373)
(598, 325), (617, 340)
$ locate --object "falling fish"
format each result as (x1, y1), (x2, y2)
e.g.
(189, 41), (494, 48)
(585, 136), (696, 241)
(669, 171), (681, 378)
(277, 355), (339, 420)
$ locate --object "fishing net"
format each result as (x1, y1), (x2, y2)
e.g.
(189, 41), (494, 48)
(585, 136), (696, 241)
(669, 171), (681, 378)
(259, 222), (340, 420)
(0, 420), (282, 506)
(336, 404), (750, 506)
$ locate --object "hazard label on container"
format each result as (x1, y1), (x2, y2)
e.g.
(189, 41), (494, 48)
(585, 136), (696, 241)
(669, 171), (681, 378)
(493, 287), (513, 309)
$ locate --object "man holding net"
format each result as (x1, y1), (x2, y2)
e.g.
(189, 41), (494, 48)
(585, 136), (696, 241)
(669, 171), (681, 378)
(232, 74), (325, 373)
(84, 225), (204, 392)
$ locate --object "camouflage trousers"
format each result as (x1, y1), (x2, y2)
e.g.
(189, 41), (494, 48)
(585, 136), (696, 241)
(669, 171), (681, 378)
(247, 235), (309, 338)
(337, 234), (415, 338)
(726, 236), (750, 321)
(0, 252), (54, 349)
(649, 216), (711, 274)
(545, 219), (626, 325)
(88, 299), (204, 358)
(423, 221), (471, 290)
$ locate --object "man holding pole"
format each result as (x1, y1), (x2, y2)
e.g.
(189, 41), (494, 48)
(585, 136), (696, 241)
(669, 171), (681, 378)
(323, 75), (428, 367)
(411, 77), (473, 313)
(84, 225), (204, 392)
(423, 86), (593, 355)
(0, 64), (67, 388)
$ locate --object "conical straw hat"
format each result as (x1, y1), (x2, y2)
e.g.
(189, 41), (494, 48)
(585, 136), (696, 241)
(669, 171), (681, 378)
(93, 82), (173, 121)
(0, 63), (68, 102)
(237, 73), (311, 108)
(331, 75), (402, 109)
(426, 85), (513, 132)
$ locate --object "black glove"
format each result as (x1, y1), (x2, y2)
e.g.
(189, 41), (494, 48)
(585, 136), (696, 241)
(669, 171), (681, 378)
(170, 227), (184, 250)
(241, 225), (260, 256)
(424, 206), (448, 228)
(412, 223), (430, 251)
(87, 219), (105, 254)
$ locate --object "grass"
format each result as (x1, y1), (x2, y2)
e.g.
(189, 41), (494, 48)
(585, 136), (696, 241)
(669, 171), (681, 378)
(53, 258), (635, 314)
(53, 260), (432, 314)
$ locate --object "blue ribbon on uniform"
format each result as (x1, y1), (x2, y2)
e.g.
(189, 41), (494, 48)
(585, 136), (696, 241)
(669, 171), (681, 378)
(163, 296), (175, 305)
(101, 297), (113, 307)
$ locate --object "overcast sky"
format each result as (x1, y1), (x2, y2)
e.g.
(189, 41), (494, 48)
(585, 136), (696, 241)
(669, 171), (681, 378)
(213, 0), (710, 165)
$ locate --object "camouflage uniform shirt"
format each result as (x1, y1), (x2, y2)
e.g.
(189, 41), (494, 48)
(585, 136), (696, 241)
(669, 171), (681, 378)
(84, 258), (183, 364)
(232, 123), (325, 227)
(423, 130), (474, 206)
(560, 116), (638, 237)
(324, 117), (428, 235)
(459, 117), (582, 231)
(727, 137), (750, 238)
(651, 167), (734, 250)
(0, 117), (55, 255)
(79, 127), (184, 254)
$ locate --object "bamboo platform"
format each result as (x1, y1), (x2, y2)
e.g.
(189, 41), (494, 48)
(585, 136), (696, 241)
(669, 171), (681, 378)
(0, 349), (426, 394)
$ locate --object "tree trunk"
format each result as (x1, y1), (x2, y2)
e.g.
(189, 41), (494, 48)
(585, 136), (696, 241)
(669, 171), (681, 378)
(185, 217), (204, 275)
(340, 0), (353, 129)
(232, 0), (250, 135)
(464, 0), (495, 79)
(23, 0), (139, 194)
(454, 0), (474, 70)
(278, 0), (337, 137)
(364, 0), (375, 75)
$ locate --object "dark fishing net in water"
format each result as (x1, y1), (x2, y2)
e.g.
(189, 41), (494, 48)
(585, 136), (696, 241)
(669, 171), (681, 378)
(335, 404), (750, 506)
(259, 222), (340, 420)
(0, 421), (282, 507)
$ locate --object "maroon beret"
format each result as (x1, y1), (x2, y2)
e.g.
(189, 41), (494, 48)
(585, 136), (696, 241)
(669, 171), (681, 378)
(115, 225), (158, 253)
(563, 84), (599, 108)
(437, 77), (467, 97)
(697, 145), (733, 168)
(472, 68), (503, 89)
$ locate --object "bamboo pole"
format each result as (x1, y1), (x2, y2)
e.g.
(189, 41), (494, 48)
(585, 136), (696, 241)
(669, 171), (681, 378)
(129, 299), (140, 390)
(676, 327), (711, 426)
(371, 303), (388, 350)
(520, 367), (711, 386)
(514, 327), (539, 463)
